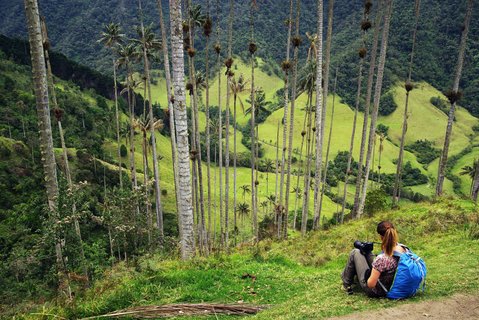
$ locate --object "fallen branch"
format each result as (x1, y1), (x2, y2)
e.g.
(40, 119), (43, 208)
(80, 303), (269, 319)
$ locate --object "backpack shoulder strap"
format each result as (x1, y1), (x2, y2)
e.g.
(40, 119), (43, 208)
(393, 244), (410, 257)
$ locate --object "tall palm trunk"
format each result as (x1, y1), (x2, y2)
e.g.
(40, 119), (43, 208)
(189, 90), (200, 244)
(301, 98), (315, 235)
(140, 79), (152, 241)
(186, 0), (207, 253)
(319, 69), (338, 216)
(249, 1), (258, 241)
(24, 0), (69, 297)
(224, 0), (234, 249)
(141, 129), (152, 246)
(204, 1), (213, 248)
(282, 0), (301, 238)
(340, 62), (363, 222)
(293, 92), (311, 230)
(278, 0), (294, 234)
(353, 0), (383, 217)
(436, 0), (473, 196)
(340, 8), (371, 222)
(312, 0), (324, 230)
(357, 0), (394, 218)
(139, 0), (164, 240)
(169, 0), (195, 259)
(215, 0), (224, 248)
(126, 66), (138, 190)
(155, 0), (180, 215)
(393, 0), (420, 205)
(233, 93), (238, 244)
(113, 60), (123, 188)
(275, 120), (280, 201)
(41, 18), (89, 281)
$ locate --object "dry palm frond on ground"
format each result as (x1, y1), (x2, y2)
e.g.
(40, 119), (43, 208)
(80, 303), (269, 319)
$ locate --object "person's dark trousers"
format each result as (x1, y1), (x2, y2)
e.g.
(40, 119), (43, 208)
(341, 249), (378, 297)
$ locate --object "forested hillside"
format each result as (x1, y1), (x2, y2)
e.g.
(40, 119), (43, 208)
(1, 0), (478, 116)
(2, 0), (479, 317)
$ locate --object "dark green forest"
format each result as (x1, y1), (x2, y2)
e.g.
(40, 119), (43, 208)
(1, 0), (479, 116)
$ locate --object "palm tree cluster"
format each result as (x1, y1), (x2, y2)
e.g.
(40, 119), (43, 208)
(23, 0), (475, 293)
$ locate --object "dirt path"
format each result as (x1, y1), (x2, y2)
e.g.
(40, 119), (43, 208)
(329, 294), (479, 320)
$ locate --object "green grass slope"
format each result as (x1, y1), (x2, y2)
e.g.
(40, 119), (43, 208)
(129, 59), (479, 222)
(29, 199), (479, 319)
(380, 82), (477, 156)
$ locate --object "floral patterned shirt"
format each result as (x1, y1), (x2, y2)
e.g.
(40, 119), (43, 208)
(371, 253), (399, 296)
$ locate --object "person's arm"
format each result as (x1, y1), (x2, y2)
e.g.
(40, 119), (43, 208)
(367, 268), (381, 288)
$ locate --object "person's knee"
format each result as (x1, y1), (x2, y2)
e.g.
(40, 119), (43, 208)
(350, 248), (361, 258)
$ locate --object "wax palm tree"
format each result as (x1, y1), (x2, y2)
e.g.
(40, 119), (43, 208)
(24, 0), (69, 296)
(260, 201), (268, 215)
(283, 0), (302, 238)
(169, 0), (195, 259)
(460, 159), (478, 195)
(278, 0), (294, 230)
(117, 43), (138, 190)
(41, 18), (88, 281)
(223, 0), (235, 249)
(133, 114), (164, 243)
(240, 184), (251, 202)
(319, 69), (338, 217)
(214, 0), (224, 248)
(155, 0), (180, 221)
(266, 194), (276, 210)
(99, 22), (124, 188)
(133, 114), (151, 244)
(321, 0), (335, 159)
(357, 0), (394, 218)
(245, 88), (272, 121)
(340, 2), (371, 222)
(229, 73), (247, 239)
(137, 1), (165, 240)
(472, 160), (479, 202)
(262, 158), (275, 194)
(436, 0), (473, 196)
(185, 0), (207, 253)
(393, 0), (421, 205)
(236, 202), (250, 225)
(353, 0), (383, 216)
(188, 4), (206, 36)
(278, 0), (301, 239)
(203, 0), (213, 247)
(298, 44), (316, 234)
(248, 0), (259, 241)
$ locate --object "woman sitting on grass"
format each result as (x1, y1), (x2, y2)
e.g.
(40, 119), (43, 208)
(341, 221), (406, 297)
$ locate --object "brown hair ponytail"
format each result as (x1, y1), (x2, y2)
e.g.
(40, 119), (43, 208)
(377, 221), (398, 256)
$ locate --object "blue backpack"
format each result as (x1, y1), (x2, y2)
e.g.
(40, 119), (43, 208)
(380, 245), (427, 299)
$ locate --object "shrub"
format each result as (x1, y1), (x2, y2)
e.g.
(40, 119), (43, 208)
(0, 144), (11, 158)
(430, 96), (449, 114)
(405, 139), (441, 164)
(120, 144), (128, 157)
(379, 92), (397, 116)
(401, 161), (428, 186)
(258, 214), (275, 240)
(376, 123), (389, 136)
(364, 188), (390, 216)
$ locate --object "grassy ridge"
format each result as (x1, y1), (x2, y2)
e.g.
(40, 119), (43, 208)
(118, 59), (479, 235)
(140, 59), (479, 205)
(30, 198), (479, 319)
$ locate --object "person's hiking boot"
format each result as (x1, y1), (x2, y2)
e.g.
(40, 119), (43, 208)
(342, 284), (354, 295)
